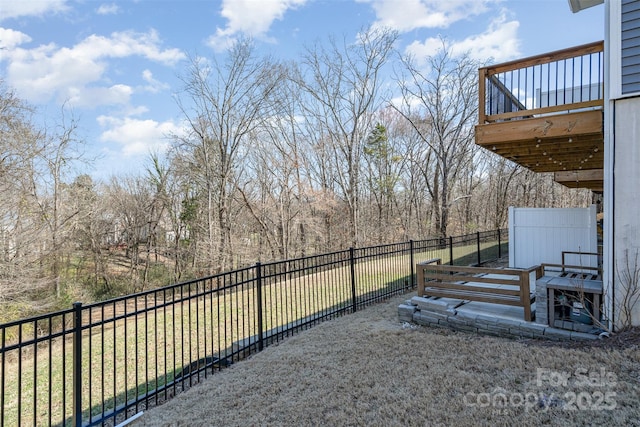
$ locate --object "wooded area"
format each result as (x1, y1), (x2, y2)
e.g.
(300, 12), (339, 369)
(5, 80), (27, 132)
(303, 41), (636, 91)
(0, 29), (593, 322)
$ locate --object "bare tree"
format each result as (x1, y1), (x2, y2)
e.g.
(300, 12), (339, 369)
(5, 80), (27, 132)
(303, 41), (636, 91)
(68, 175), (109, 291)
(236, 66), (313, 261)
(0, 84), (90, 312)
(29, 106), (88, 298)
(383, 111), (431, 240)
(483, 155), (522, 229)
(105, 175), (153, 292)
(174, 39), (285, 272)
(394, 42), (479, 238)
(146, 153), (193, 282)
(0, 83), (48, 317)
(296, 27), (398, 247)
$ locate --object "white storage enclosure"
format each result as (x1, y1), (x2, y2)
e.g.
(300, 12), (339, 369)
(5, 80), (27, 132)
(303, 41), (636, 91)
(508, 205), (598, 269)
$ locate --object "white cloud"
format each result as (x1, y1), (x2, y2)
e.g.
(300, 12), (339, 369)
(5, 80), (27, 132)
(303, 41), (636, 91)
(405, 37), (442, 59)
(141, 69), (169, 93)
(74, 30), (185, 64)
(122, 105), (150, 116)
(405, 12), (521, 63)
(207, 0), (307, 52)
(0, 0), (68, 21)
(98, 115), (184, 157)
(97, 3), (120, 15)
(0, 27), (32, 50)
(359, 0), (497, 32)
(3, 29), (185, 107)
(68, 84), (133, 109)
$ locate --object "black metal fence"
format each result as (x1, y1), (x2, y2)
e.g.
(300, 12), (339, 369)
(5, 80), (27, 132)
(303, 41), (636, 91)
(0, 229), (507, 426)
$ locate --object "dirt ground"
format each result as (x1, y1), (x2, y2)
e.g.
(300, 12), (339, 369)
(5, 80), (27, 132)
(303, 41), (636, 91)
(134, 292), (640, 427)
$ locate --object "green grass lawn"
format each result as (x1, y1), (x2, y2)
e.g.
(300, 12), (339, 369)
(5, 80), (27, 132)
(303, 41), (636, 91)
(1, 240), (505, 426)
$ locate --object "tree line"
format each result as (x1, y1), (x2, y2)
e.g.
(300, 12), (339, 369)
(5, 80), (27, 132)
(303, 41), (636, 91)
(0, 28), (592, 321)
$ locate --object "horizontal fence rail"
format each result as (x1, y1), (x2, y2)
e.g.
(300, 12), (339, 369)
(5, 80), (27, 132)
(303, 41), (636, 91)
(0, 229), (507, 426)
(479, 41), (604, 123)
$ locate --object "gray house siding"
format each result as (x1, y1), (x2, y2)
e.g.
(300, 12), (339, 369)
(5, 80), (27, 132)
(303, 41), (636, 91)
(622, 0), (640, 94)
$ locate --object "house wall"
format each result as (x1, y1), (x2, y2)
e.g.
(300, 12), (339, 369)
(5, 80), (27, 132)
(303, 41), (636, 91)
(508, 206), (598, 270)
(613, 97), (640, 327)
(606, 0), (640, 328)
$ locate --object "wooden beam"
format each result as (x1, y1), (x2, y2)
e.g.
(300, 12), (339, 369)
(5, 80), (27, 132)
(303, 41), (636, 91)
(492, 144), (603, 158)
(475, 110), (603, 146)
(556, 180), (603, 192)
(485, 100), (603, 122)
(479, 142), (603, 173)
(554, 169), (603, 182)
(553, 169), (603, 192)
(487, 133), (603, 150)
(497, 151), (604, 163)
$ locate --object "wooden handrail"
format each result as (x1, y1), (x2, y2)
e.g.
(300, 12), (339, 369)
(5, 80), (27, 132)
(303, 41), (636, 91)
(478, 41), (604, 125)
(480, 41), (604, 76)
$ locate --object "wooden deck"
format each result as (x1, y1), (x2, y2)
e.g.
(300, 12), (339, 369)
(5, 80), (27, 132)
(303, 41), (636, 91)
(476, 41), (604, 192)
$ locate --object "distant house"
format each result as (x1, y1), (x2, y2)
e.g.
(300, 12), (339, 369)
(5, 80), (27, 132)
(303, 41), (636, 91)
(475, 0), (640, 329)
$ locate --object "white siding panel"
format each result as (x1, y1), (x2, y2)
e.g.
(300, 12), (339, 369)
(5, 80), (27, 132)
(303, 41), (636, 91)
(509, 206), (597, 269)
(613, 98), (640, 326)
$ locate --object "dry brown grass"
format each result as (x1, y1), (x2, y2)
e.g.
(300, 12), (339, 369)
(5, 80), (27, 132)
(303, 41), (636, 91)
(135, 293), (640, 427)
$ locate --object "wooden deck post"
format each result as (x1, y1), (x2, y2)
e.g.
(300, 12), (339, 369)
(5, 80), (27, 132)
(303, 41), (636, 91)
(520, 270), (532, 322)
(416, 258), (442, 297)
(478, 67), (487, 124)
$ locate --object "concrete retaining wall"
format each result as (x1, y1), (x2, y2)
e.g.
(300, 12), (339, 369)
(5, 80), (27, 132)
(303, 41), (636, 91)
(399, 296), (599, 341)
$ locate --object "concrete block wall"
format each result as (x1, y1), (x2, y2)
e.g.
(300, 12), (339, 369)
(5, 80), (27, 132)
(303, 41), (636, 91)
(535, 276), (553, 326)
(400, 296), (599, 342)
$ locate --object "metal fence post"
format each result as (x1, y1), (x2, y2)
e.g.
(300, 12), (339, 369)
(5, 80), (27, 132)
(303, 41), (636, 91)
(72, 302), (83, 427)
(498, 229), (502, 259)
(256, 263), (264, 352)
(449, 236), (454, 266)
(350, 248), (357, 312)
(409, 240), (415, 288)
(477, 232), (482, 265)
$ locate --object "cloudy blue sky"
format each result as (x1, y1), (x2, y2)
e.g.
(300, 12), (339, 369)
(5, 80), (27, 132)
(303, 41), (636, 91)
(0, 0), (604, 179)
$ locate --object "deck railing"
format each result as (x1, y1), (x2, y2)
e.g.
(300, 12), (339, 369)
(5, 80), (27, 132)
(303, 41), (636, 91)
(0, 229), (507, 427)
(479, 41), (604, 124)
